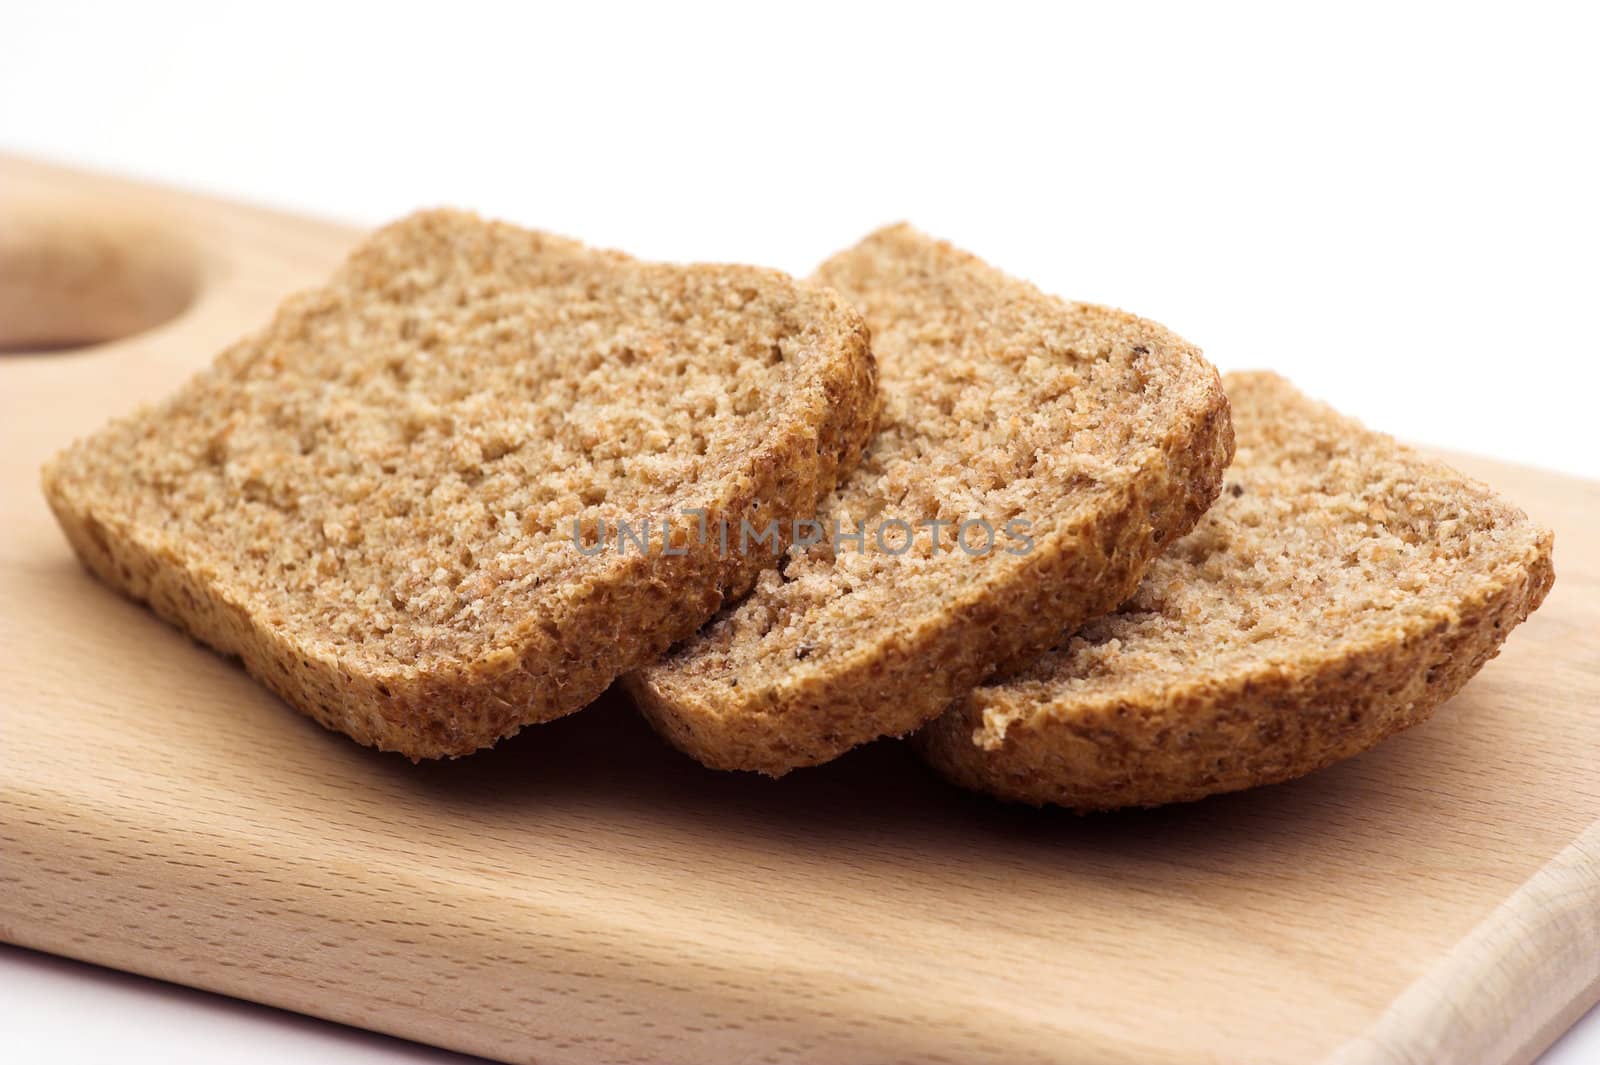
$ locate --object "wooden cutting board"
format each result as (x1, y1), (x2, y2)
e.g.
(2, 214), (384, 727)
(2, 154), (1597, 1065)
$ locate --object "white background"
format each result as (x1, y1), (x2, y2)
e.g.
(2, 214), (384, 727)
(2, 2), (1596, 1061)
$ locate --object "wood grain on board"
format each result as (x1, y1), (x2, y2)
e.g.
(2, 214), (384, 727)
(2, 155), (1597, 1065)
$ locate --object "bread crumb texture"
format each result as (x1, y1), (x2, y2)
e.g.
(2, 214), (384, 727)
(41, 210), (878, 758)
(629, 224), (1232, 775)
(918, 371), (1556, 809)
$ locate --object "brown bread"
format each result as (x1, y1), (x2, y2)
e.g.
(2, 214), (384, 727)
(42, 210), (878, 759)
(628, 224), (1232, 775)
(918, 371), (1555, 809)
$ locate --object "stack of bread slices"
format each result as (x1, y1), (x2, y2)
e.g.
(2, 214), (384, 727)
(42, 212), (1554, 810)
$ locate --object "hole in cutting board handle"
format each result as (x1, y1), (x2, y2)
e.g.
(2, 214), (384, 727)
(0, 201), (201, 353)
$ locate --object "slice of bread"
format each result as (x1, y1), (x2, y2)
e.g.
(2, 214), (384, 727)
(626, 224), (1233, 775)
(42, 210), (878, 759)
(918, 371), (1556, 810)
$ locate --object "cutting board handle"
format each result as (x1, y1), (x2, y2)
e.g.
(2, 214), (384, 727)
(0, 196), (202, 354)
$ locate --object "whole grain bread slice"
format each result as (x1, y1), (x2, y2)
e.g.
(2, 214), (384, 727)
(42, 210), (878, 759)
(626, 224), (1233, 775)
(918, 371), (1556, 809)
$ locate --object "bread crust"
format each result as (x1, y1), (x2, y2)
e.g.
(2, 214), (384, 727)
(42, 211), (878, 759)
(917, 372), (1556, 810)
(628, 225), (1233, 775)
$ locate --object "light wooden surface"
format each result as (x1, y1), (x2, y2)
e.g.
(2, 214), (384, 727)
(1, 155), (1597, 1065)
